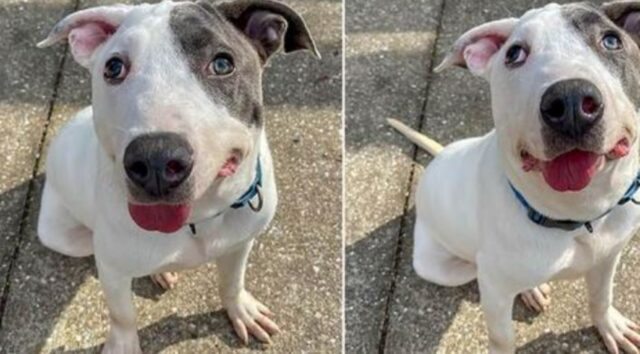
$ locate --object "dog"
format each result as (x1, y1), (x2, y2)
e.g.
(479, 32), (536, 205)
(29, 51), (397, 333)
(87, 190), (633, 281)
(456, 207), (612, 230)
(389, 1), (640, 353)
(36, 0), (318, 352)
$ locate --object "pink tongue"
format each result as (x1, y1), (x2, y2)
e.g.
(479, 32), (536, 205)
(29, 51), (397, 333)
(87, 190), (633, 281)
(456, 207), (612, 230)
(542, 150), (601, 192)
(128, 203), (190, 233)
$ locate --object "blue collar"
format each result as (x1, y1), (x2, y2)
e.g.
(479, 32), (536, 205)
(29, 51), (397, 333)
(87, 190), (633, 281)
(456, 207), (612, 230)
(188, 158), (263, 235)
(230, 158), (262, 210)
(510, 171), (640, 233)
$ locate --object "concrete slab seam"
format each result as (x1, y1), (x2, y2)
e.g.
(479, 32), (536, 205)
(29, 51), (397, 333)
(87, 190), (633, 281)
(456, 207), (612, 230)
(376, 0), (448, 352)
(0, 0), (79, 332)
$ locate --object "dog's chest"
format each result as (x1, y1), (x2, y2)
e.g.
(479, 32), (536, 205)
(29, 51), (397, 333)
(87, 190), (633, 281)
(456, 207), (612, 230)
(168, 236), (219, 269)
(555, 233), (616, 278)
(155, 213), (268, 272)
(552, 209), (640, 279)
(163, 228), (242, 270)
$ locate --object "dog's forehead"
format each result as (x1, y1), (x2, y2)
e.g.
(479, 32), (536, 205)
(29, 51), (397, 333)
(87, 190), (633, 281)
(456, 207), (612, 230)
(119, 1), (174, 31)
(168, 2), (257, 59)
(166, 2), (264, 127)
(560, 3), (618, 38)
(511, 3), (613, 42)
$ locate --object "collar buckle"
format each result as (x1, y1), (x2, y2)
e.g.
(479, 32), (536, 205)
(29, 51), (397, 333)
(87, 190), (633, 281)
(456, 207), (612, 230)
(248, 186), (263, 212)
(188, 157), (263, 236)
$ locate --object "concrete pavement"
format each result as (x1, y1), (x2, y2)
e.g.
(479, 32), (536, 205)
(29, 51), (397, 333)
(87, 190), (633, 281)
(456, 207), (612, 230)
(345, 0), (640, 352)
(0, 0), (342, 352)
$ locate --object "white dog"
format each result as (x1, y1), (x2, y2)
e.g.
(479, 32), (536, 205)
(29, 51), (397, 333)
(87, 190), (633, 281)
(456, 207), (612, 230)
(36, 0), (318, 352)
(390, 1), (640, 353)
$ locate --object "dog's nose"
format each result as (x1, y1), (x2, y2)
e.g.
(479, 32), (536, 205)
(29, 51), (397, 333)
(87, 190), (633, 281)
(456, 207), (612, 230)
(540, 79), (604, 139)
(123, 133), (194, 197)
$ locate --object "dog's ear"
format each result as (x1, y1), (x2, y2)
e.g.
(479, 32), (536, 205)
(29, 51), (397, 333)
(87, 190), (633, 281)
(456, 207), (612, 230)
(205, 0), (320, 62)
(37, 5), (134, 68)
(602, 1), (640, 46)
(435, 18), (518, 78)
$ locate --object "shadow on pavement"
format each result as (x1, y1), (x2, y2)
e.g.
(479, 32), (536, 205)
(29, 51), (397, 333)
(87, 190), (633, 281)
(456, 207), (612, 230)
(1, 0), (342, 352)
(346, 205), (598, 352)
(49, 310), (268, 354)
(1, 175), (258, 353)
(517, 327), (603, 353)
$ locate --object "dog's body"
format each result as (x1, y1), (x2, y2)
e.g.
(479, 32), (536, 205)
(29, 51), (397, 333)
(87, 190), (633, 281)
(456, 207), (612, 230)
(41, 109), (277, 274)
(414, 130), (639, 283)
(390, 2), (640, 353)
(36, 1), (317, 352)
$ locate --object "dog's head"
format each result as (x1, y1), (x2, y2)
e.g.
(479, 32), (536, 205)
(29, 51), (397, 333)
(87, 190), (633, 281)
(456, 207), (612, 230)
(39, 0), (318, 232)
(437, 1), (640, 218)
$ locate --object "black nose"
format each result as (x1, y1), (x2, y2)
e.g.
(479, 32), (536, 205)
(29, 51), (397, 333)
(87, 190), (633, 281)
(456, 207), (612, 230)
(123, 133), (194, 197)
(540, 79), (604, 138)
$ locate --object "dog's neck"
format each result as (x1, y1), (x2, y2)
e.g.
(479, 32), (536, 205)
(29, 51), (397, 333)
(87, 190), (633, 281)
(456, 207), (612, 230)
(188, 128), (265, 223)
(499, 137), (640, 222)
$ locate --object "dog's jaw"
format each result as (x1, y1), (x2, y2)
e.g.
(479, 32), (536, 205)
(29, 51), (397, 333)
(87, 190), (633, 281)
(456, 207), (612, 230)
(517, 138), (631, 192)
(502, 138), (640, 221)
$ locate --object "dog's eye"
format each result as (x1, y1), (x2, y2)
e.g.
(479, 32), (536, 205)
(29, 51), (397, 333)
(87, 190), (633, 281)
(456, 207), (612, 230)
(209, 54), (235, 76)
(602, 33), (623, 51)
(505, 44), (528, 68)
(104, 57), (128, 84)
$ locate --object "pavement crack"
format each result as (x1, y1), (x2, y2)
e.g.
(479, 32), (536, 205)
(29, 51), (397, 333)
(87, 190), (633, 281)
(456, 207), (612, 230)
(0, 0), (78, 331)
(377, 0), (448, 352)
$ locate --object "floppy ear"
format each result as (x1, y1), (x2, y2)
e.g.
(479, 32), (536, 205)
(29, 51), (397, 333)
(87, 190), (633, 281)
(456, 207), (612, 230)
(602, 1), (640, 46)
(435, 18), (518, 78)
(37, 5), (134, 68)
(206, 0), (320, 62)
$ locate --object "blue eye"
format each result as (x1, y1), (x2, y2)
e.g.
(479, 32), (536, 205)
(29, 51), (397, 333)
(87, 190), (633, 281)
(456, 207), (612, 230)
(602, 33), (622, 50)
(210, 54), (234, 75)
(104, 57), (128, 83)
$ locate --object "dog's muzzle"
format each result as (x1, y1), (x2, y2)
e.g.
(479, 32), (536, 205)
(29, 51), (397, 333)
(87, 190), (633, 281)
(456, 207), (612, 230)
(123, 132), (194, 198)
(540, 78), (604, 139)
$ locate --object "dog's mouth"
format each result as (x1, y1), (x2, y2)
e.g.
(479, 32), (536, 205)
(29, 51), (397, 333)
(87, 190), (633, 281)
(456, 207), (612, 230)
(128, 203), (191, 233)
(521, 138), (630, 192)
(126, 153), (245, 234)
(217, 155), (241, 178)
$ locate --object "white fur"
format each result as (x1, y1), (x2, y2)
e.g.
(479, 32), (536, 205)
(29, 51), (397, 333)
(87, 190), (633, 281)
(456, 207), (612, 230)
(37, 2), (278, 352)
(397, 5), (640, 354)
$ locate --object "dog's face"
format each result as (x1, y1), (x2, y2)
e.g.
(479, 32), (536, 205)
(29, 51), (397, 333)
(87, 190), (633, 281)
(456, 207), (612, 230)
(438, 2), (640, 198)
(39, 0), (318, 232)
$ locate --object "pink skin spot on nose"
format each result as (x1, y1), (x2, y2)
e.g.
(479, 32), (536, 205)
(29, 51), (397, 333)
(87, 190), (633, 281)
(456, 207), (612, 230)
(582, 96), (598, 115)
(217, 157), (239, 178)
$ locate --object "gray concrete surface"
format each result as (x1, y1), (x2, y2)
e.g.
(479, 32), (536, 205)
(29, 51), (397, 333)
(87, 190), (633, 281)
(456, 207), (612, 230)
(346, 0), (640, 353)
(344, 0), (443, 352)
(0, 0), (342, 353)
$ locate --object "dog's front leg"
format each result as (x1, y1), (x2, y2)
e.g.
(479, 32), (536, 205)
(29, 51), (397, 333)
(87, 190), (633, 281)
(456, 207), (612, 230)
(216, 239), (280, 344)
(478, 268), (517, 354)
(97, 261), (140, 354)
(587, 251), (640, 354)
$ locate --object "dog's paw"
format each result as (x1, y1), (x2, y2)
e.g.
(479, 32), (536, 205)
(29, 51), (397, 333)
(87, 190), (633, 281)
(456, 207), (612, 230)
(594, 307), (640, 354)
(519, 283), (551, 312)
(102, 330), (142, 354)
(150, 272), (179, 290)
(224, 290), (280, 345)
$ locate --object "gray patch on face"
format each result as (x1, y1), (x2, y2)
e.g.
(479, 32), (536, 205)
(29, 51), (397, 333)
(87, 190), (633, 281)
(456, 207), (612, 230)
(169, 3), (264, 127)
(562, 3), (640, 107)
(538, 3), (640, 157)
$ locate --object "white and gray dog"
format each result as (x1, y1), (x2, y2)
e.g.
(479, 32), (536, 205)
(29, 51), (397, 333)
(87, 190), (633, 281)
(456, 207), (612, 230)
(36, 0), (317, 352)
(390, 1), (640, 353)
